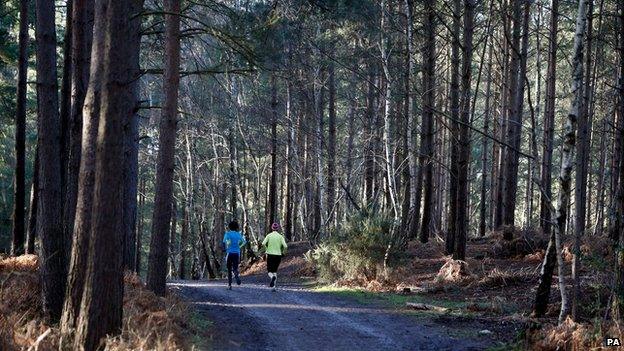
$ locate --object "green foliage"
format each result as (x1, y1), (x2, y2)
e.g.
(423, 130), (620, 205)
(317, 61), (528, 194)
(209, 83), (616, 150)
(307, 213), (401, 283)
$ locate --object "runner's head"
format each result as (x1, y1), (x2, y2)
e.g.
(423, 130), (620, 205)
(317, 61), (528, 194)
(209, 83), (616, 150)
(228, 221), (240, 231)
(271, 222), (281, 231)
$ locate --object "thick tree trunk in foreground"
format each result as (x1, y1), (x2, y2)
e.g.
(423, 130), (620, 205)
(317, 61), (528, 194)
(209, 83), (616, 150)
(35, 0), (66, 322)
(73, 0), (141, 347)
(11, 0), (29, 256)
(147, 0), (181, 296)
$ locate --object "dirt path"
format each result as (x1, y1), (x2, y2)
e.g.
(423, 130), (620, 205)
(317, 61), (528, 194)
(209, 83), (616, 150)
(172, 276), (499, 351)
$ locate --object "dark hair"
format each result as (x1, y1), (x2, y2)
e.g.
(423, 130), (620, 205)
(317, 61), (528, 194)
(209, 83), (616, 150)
(228, 221), (240, 231)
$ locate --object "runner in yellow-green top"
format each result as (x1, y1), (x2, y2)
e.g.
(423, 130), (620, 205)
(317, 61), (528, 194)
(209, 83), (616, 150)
(262, 222), (287, 291)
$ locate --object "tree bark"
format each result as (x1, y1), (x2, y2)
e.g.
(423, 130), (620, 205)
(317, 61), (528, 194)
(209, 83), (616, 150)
(610, 0), (624, 323)
(35, 0), (66, 322)
(380, 0), (398, 220)
(534, 0), (588, 321)
(147, 0), (181, 296)
(268, 75), (278, 228)
(539, 0), (559, 236)
(419, 0), (436, 243)
(327, 64), (337, 226)
(60, 0), (97, 333)
(501, 0), (530, 229)
(63, 0), (94, 263)
(60, 1), (74, 235)
(572, 0), (594, 321)
(480, 24), (494, 237)
(447, 0), (461, 254)
(26, 149), (39, 255)
(122, 0), (144, 272)
(453, 0), (475, 261)
(402, 0), (419, 240)
(72, 0), (140, 347)
(11, 0), (29, 256)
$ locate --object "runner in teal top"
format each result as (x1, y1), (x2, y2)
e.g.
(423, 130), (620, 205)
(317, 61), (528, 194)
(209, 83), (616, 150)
(223, 221), (246, 289)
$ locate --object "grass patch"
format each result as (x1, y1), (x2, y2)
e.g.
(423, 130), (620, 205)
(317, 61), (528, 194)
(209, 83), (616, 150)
(313, 286), (470, 311)
(187, 310), (213, 349)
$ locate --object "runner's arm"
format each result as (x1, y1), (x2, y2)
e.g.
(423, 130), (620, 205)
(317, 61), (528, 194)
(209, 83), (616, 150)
(281, 236), (288, 255)
(222, 233), (229, 252)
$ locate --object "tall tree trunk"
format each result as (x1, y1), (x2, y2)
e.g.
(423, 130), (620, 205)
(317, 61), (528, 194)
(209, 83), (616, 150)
(453, 0), (475, 261)
(122, 27), (143, 270)
(534, 0), (589, 323)
(403, 0), (419, 239)
(63, 0), (95, 265)
(123, 0), (144, 272)
(314, 69), (326, 238)
(364, 65), (376, 204)
(60, 1), (73, 235)
(285, 82), (294, 240)
(11, 0), (29, 256)
(60, 0), (97, 333)
(268, 75), (278, 228)
(35, 0), (66, 322)
(539, 0), (559, 237)
(610, 0), (624, 323)
(501, 0), (530, 230)
(480, 27), (494, 237)
(327, 64), (337, 225)
(147, 0), (181, 296)
(493, 1), (511, 230)
(419, 0), (436, 243)
(572, 0), (594, 321)
(72, 0), (140, 347)
(447, 0), (461, 254)
(380, 0), (398, 220)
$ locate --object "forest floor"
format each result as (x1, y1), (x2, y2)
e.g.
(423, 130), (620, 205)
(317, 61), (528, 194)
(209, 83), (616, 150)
(173, 242), (520, 350)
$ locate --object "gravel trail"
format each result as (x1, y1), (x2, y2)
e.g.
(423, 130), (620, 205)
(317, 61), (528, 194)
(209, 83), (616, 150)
(172, 276), (497, 351)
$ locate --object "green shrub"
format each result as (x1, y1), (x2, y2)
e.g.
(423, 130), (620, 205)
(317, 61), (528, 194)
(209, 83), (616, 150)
(306, 213), (402, 283)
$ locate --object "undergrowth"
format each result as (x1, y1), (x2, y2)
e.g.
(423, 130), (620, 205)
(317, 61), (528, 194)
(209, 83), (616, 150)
(0, 255), (205, 350)
(306, 212), (404, 285)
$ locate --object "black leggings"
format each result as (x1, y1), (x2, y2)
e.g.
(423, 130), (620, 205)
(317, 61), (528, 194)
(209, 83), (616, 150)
(266, 254), (282, 273)
(226, 253), (240, 285)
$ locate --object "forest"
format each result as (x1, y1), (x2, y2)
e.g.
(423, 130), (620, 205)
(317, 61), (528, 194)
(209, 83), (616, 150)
(0, 0), (623, 349)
